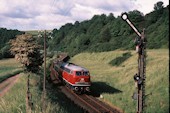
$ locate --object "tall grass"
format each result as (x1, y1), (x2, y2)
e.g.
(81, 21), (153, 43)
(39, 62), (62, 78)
(0, 70), (23, 83)
(109, 52), (132, 66)
(0, 58), (23, 82)
(70, 49), (169, 113)
(0, 73), (26, 113)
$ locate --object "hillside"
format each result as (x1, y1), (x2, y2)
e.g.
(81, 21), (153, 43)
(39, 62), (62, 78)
(0, 28), (24, 59)
(0, 49), (168, 113)
(49, 5), (169, 56)
(70, 49), (169, 113)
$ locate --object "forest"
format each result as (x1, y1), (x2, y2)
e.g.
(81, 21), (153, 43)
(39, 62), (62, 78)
(48, 4), (169, 56)
(0, 28), (24, 59)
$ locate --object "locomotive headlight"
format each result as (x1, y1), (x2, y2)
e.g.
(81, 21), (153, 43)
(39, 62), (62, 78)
(121, 13), (128, 20)
(74, 87), (79, 91)
(86, 87), (90, 92)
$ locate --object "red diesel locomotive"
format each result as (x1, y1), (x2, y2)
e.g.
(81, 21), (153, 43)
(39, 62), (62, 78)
(50, 60), (91, 93)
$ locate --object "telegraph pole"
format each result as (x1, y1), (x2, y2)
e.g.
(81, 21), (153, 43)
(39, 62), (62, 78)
(121, 13), (146, 113)
(43, 30), (46, 112)
(38, 30), (53, 112)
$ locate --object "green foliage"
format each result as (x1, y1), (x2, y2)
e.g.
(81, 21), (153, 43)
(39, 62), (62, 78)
(154, 1), (164, 11)
(10, 34), (43, 73)
(128, 10), (144, 23)
(145, 5), (169, 49)
(0, 44), (13, 59)
(109, 52), (132, 66)
(99, 27), (111, 42)
(0, 28), (24, 49)
(0, 28), (24, 59)
(48, 4), (168, 56)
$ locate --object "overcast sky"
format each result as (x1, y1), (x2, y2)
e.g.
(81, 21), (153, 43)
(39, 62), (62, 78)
(0, 0), (169, 31)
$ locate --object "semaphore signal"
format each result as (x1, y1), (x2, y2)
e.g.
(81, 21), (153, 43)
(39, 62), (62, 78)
(121, 12), (147, 113)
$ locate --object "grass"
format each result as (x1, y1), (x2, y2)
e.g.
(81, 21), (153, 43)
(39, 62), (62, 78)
(0, 58), (22, 75)
(0, 70), (23, 83)
(109, 52), (132, 66)
(70, 49), (169, 113)
(0, 58), (23, 82)
(24, 30), (52, 36)
(24, 30), (39, 35)
(0, 49), (168, 113)
(0, 73), (27, 113)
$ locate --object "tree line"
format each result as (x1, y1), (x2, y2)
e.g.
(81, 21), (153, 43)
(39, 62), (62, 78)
(0, 28), (24, 59)
(48, 2), (169, 56)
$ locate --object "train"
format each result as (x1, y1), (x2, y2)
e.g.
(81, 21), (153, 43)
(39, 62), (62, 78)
(50, 56), (91, 94)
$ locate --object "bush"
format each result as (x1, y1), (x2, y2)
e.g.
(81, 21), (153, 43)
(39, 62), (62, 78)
(109, 52), (132, 66)
(0, 44), (14, 59)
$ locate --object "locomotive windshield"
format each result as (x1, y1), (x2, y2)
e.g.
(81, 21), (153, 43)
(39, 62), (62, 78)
(83, 71), (89, 76)
(76, 71), (89, 76)
(76, 71), (81, 76)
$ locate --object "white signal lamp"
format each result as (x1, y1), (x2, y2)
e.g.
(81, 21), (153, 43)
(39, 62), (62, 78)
(121, 13), (128, 20)
(134, 74), (140, 81)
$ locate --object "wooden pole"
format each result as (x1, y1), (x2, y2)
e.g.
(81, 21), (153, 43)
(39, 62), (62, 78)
(43, 30), (46, 112)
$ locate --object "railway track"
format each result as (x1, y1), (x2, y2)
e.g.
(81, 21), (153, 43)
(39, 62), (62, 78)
(79, 94), (117, 113)
(59, 85), (123, 113)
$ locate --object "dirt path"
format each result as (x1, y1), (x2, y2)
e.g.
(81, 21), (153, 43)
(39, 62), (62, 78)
(0, 74), (20, 97)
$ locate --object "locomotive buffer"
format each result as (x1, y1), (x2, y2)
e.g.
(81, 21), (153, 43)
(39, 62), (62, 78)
(121, 13), (146, 113)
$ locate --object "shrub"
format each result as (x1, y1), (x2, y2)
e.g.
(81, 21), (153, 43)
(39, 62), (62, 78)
(109, 52), (132, 66)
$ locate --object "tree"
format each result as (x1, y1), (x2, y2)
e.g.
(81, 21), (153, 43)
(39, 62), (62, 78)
(10, 34), (44, 112)
(10, 34), (43, 73)
(74, 21), (80, 26)
(99, 27), (112, 42)
(107, 13), (115, 21)
(0, 44), (13, 59)
(0, 28), (24, 59)
(154, 1), (164, 10)
(128, 10), (144, 23)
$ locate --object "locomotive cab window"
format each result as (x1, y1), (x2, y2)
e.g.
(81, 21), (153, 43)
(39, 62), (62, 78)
(76, 71), (82, 76)
(64, 68), (71, 73)
(83, 71), (89, 76)
(76, 71), (89, 76)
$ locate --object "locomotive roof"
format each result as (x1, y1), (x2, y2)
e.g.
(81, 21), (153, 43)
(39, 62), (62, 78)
(62, 62), (88, 71)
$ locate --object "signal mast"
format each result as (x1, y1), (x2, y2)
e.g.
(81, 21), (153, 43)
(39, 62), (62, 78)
(121, 13), (146, 113)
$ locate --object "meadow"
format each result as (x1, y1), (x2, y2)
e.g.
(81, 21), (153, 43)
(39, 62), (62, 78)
(0, 58), (23, 82)
(70, 49), (169, 113)
(0, 49), (168, 113)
